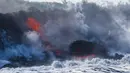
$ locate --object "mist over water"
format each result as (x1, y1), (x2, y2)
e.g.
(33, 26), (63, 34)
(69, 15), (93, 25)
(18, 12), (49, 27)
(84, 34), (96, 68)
(0, 0), (130, 72)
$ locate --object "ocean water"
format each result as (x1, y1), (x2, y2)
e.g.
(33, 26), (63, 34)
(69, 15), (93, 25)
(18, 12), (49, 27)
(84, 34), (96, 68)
(1, 54), (130, 73)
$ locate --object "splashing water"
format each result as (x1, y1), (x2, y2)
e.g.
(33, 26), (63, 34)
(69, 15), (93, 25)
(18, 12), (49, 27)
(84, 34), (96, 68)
(1, 54), (130, 73)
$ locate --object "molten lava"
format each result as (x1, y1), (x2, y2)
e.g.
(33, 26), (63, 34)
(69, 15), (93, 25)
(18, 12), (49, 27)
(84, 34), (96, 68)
(26, 17), (56, 50)
(27, 17), (40, 32)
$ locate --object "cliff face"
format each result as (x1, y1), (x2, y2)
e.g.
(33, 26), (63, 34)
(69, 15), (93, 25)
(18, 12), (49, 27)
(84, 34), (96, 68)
(0, 13), (23, 49)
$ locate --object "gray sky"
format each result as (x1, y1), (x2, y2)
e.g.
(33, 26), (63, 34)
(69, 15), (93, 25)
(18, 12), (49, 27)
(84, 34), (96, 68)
(25, 0), (81, 3)
(25, 0), (129, 5)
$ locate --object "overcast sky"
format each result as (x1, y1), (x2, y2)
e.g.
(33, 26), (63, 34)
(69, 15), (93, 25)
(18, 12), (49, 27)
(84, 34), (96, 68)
(25, 0), (129, 4)
(25, 0), (81, 3)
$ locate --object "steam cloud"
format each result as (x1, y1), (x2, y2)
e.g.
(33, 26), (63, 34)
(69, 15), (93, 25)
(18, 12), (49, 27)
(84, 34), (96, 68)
(0, 0), (130, 61)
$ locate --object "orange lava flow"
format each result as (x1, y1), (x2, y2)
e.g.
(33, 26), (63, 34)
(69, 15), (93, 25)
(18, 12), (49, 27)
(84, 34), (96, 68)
(26, 17), (56, 50)
(27, 17), (40, 32)
(26, 17), (47, 40)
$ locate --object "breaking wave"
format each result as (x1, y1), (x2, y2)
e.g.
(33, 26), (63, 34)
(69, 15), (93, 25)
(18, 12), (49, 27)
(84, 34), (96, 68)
(1, 54), (130, 73)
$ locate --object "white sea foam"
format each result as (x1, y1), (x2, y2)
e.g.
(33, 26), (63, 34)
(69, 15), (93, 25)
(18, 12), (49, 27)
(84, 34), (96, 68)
(0, 54), (130, 73)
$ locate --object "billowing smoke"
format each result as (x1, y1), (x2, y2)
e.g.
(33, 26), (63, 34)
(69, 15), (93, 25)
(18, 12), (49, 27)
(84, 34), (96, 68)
(0, 30), (44, 61)
(80, 2), (130, 54)
(44, 8), (89, 50)
(25, 31), (40, 43)
(24, 31), (43, 50)
(0, 0), (29, 13)
(0, 0), (130, 62)
(42, 1), (130, 54)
